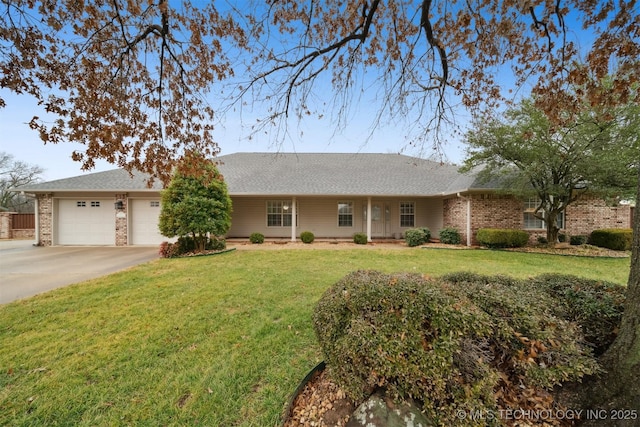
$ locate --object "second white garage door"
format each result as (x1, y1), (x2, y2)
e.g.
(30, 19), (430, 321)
(57, 199), (114, 245)
(130, 199), (165, 245)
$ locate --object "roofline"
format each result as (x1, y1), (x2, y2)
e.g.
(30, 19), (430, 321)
(10, 188), (161, 194)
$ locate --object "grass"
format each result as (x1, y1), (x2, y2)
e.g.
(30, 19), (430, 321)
(0, 248), (630, 426)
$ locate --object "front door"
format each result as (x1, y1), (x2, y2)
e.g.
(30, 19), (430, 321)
(367, 202), (390, 238)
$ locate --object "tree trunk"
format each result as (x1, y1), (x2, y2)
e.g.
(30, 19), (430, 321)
(545, 211), (560, 247)
(581, 165), (640, 425)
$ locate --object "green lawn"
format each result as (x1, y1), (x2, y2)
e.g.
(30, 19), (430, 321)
(0, 248), (630, 426)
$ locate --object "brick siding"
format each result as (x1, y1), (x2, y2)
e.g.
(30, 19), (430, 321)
(37, 194), (54, 246)
(115, 194), (128, 246)
(443, 193), (632, 246)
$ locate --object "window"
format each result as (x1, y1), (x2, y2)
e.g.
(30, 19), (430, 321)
(150, 201), (160, 207)
(267, 200), (293, 227)
(338, 202), (353, 227)
(90, 201), (101, 207)
(76, 201), (86, 207)
(400, 202), (415, 228)
(523, 198), (565, 229)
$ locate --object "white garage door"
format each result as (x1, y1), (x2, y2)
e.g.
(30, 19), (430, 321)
(57, 199), (114, 245)
(130, 199), (165, 245)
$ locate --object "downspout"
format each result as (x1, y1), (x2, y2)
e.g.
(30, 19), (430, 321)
(457, 193), (472, 247)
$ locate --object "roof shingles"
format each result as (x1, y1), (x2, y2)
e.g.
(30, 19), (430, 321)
(15, 153), (485, 196)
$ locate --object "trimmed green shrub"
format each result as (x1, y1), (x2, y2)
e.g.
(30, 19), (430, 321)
(569, 235), (587, 245)
(476, 228), (529, 248)
(537, 236), (548, 245)
(300, 231), (315, 244)
(420, 227), (431, 242)
(314, 270), (601, 425)
(404, 228), (429, 247)
(438, 226), (461, 245)
(206, 237), (226, 251)
(249, 232), (265, 244)
(353, 233), (368, 245)
(558, 233), (567, 243)
(589, 228), (633, 251)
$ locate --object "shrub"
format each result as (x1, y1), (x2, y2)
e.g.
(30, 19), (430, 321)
(158, 236), (225, 258)
(404, 228), (429, 247)
(558, 233), (567, 243)
(249, 232), (264, 244)
(589, 228), (633, 251)
(569, 235), (587, 245)
(438, 226), (461, 245)
(206, 237), (226, 251)
(300, 231), (315, 243)
(314, 270), (600, 425)
(537, 236), (548, 245)
(476, 228), (529, 248)
(159, 241), (180, 258)
(529, 274), (626, 355)
(353, 233), (368, 245)
(419, 227), (431, 242)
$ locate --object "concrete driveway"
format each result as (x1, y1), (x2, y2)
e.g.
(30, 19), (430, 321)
(0, 240), (159, 304)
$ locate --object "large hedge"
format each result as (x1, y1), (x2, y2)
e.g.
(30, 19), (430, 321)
(313, 270), (623, 426)
(476, 228), (529, 248)
(589, 228), (633, 251)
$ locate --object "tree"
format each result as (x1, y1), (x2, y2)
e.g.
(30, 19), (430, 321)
(2, 0), (639, 420)
(1, 0), (247, 184)
(462, 97), (638, 245)
(158, 153), (232, 252)
(0, 152), (44, 212)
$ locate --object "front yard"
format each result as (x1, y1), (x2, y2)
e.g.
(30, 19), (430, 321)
(0, 248), (630, 426)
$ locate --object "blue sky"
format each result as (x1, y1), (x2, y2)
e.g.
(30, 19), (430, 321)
(0, 86), (468, 181)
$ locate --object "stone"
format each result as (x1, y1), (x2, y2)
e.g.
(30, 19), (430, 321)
(345, 392), (434, 427)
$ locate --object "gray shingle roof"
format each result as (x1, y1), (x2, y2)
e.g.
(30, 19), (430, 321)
(15, 152), (489, 196)
(16, 168), (163, 192)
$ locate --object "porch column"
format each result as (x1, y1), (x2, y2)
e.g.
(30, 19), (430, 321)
(291, 197), (297, 242)
(366, 197), (372, 242)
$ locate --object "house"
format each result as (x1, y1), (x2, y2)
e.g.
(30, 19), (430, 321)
(13, 152), (633, 246)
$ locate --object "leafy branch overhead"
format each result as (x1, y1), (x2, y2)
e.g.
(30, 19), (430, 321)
(2, 1), (638, 182)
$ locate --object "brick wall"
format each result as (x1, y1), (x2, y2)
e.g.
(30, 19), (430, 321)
(0, 212), (11, 239)
(443, 193), (631, 246)
(37, 194), (54, 246)
(565, 196), (632, 235)
(443, 194), (523, 245)
(115, 194), (128, 246)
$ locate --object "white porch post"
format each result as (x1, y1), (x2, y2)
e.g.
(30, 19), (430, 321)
(366, 197), (372, 242)
(291, 197), (297, 242)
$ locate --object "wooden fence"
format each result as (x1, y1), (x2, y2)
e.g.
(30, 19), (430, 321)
(11, 213), (35, 230)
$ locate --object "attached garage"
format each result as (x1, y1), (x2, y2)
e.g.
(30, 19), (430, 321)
(130, 199), (165, 245)
(56, 199), (115, 245)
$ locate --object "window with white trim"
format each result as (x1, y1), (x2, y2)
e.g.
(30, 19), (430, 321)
(523, 198), (565, 229)
(90, 201), (101, 207)
(338, 202), (353, 227)
(150, 201), (160, 207)
(400, 202), (415, 228)
(267, 200), (293, 227)
(76, 201), (86, 207)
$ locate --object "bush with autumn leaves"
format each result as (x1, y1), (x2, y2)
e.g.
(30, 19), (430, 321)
(313, 270), (625, 426)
